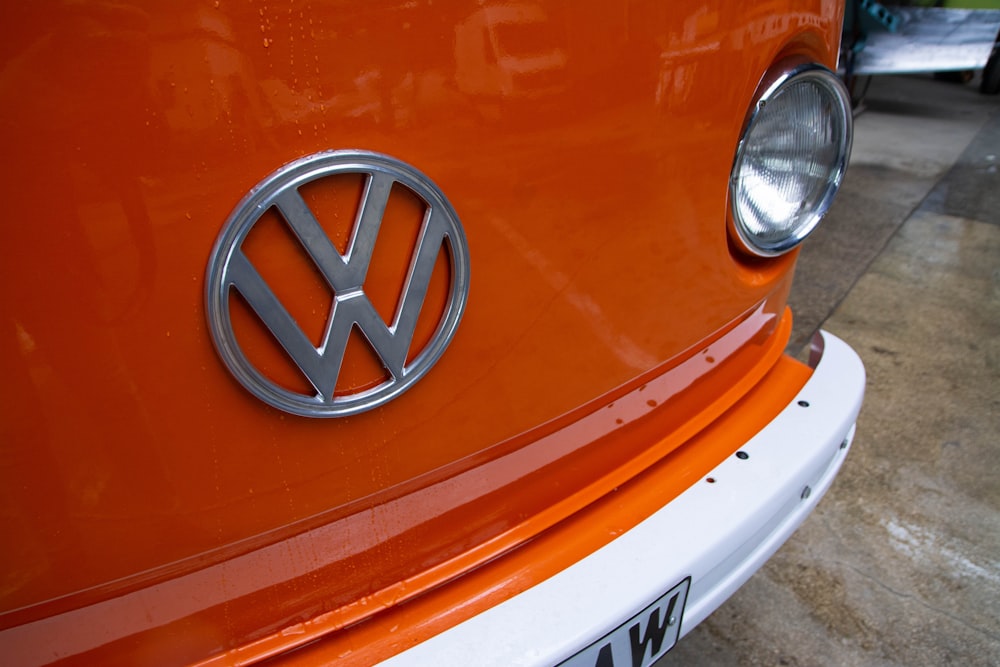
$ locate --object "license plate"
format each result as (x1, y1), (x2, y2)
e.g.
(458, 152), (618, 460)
(558, 577), (690, 667)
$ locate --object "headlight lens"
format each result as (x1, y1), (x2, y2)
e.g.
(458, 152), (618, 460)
(730, 61), (852, 257)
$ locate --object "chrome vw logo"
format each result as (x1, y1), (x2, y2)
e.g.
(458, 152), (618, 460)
(205, 150), (470, 417)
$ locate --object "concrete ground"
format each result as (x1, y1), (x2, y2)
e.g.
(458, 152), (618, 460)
(663, 75), (1000, 665)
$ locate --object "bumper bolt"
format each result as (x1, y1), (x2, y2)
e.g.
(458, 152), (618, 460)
(801, 485), (812, 500)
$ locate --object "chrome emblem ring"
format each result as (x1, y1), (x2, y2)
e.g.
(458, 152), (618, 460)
(205, 150), (470, 417)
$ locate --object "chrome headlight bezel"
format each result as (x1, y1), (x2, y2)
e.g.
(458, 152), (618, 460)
(729, 59), (853, 258)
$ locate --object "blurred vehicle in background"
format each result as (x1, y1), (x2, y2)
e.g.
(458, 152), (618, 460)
(842, 0), (1000, 100)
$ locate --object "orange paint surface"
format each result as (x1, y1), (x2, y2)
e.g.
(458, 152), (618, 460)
(0, 1), (842, 664)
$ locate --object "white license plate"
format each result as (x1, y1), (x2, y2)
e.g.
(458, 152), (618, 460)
(558, 577), (690, 667)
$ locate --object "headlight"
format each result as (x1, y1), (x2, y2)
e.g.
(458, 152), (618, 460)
(729, 60), (853, 257)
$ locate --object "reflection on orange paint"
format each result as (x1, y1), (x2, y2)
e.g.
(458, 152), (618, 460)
(0, 1), (844, 665)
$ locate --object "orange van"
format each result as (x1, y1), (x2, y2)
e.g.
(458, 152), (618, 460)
(0, 2), (863, 665)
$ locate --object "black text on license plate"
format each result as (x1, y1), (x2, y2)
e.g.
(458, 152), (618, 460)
(559, 577), (690, 667)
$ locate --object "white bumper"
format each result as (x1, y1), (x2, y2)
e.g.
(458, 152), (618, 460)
(380, 330), (866, 666)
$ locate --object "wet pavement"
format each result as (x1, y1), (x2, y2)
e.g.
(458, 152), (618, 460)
(663, 75), (1000, 665)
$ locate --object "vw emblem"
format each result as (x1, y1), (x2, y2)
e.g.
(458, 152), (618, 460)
(205, 150), (470, 417)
